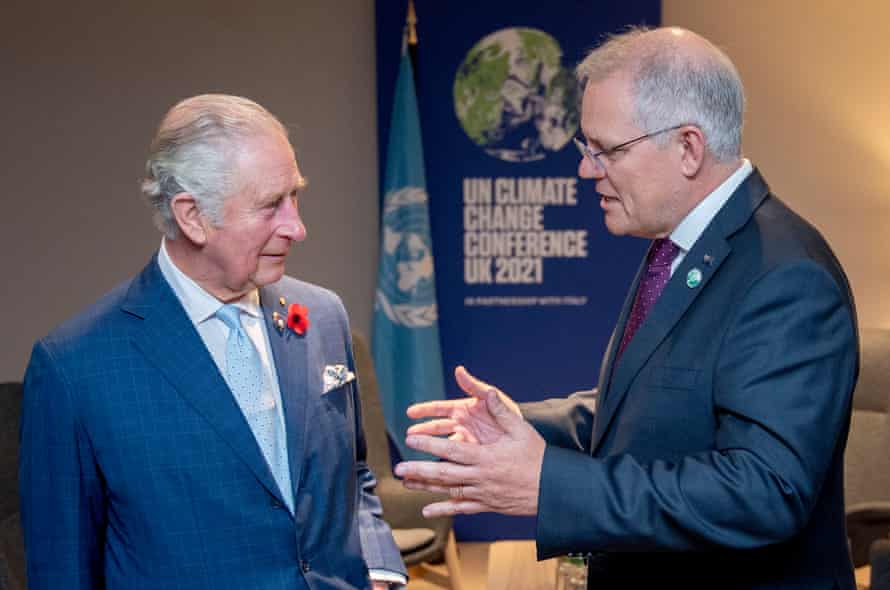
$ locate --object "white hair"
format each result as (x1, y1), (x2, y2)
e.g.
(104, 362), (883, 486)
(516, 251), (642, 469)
(141, 94), (288, 238)
(576, 27), (744, 162)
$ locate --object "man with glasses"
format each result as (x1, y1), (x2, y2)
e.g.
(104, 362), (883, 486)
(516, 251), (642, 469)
(396, 27), (859, 589)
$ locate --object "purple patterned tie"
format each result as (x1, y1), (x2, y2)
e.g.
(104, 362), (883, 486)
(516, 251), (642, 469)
(616, 238), (680, 360)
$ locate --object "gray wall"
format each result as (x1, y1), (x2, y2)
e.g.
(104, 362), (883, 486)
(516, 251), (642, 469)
(1, 0), (381, 380)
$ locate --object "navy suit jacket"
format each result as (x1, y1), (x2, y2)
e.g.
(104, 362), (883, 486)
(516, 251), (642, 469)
(19, 256), (405, 589)
(523, 170), (859, 589)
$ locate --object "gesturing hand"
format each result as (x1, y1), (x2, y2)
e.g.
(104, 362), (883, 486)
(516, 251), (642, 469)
(394, 366), (545, 517)
(404, 365), (521, 444)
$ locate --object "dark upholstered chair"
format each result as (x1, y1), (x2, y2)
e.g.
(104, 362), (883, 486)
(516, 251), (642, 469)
(871, 538), (890, 590)
(845, 329), (890, 587)
(352, 332), (464, 589)
(0, 382), (24, 590)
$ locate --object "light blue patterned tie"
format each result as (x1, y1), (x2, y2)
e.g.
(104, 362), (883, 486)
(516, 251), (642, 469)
(216, 304), (293, 511)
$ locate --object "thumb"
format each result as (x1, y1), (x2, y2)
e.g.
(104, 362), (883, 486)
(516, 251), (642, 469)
(454, 366), (522, 432)
(454, 365), (492, 400)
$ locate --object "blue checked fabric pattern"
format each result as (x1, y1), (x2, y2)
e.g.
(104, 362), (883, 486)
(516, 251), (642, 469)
(216, 304), (293, 511)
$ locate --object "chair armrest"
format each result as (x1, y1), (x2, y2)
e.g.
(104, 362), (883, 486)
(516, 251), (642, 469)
(848, 503), (890, 568)
(375, 475), (451, 532)
(848, 502), (890, 518)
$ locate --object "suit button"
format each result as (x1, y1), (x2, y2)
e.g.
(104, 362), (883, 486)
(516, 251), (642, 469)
(300, 560), (311, 573)
(270, 497), (284, 509)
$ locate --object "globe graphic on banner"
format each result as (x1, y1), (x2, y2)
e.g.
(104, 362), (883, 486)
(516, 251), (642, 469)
(453, 27), (579, 163)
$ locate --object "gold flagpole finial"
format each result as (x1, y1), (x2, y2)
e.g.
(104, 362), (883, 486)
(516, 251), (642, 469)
(406, 0), (418, 47)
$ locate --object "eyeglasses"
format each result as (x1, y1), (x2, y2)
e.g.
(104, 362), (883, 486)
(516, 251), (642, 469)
(573, 124), (686, 171)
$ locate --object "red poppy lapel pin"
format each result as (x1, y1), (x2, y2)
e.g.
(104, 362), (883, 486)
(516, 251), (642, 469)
(272, 296), (310, 336)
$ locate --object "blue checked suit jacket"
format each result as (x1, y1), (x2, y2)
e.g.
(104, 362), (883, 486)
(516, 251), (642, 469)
(19, 256), (405, 589)
(523, 170), (859, 589)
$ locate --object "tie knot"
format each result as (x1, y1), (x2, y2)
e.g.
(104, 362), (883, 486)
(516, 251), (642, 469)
(649, 238), (679, 267)
(216, 304), (243, 331)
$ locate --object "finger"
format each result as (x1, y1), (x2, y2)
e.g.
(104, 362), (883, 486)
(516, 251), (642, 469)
(448, 431), (466, 442)
(455, 366), (522, 432)
(405, 434), (479, 464)
(479, 384), (524, 433)
(454, 365), (498, 401)
(407, 399), (463, 419)
(406, 418), (459, 436)
(448, 484), (482, 501)
(422, 499), (488, 518)
(402, 479), (452, 495)
(402, 480), (482, 505)
(394, 459), (476, 485)
(449, 428), (476, 443)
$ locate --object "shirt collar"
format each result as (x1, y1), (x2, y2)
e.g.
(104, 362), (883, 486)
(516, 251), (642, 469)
(157, 239), (262, 326)
(670, 158), (753, 253)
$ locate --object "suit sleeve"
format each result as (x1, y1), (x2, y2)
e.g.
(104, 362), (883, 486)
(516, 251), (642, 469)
(535, 261), (857, 558)
(522, 389), (598, 453)
(334, 303), (406, 578)
(20, 341), (107, 589)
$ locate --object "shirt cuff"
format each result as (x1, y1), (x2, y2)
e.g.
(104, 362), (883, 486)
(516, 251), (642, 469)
(369, 568), (407, 587)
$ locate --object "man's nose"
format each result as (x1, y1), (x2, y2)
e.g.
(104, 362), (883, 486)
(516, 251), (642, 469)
(279, 196), (307, 242)
(578, 154), (606, 180)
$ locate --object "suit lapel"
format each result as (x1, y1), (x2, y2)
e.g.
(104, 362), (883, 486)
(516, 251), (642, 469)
(591, 170), (771, 454)
(595, 256), (648, 396)
(121, 257), (286, 505)
(260, 285), (309, 503)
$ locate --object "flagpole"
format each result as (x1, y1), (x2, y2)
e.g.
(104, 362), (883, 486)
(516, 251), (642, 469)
(406, 0), (419, 92)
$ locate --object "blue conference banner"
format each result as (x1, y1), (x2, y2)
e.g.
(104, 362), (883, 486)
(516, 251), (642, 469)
(376, 1), (660, 541)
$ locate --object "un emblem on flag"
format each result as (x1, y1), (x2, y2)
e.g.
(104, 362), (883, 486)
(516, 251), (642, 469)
(376, 187), (439, 328)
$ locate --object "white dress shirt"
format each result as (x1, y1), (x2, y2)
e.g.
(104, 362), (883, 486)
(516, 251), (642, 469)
(669, 159), (753, 275)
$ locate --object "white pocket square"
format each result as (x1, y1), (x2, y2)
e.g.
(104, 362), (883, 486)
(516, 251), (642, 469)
(323, 364), (355, 394)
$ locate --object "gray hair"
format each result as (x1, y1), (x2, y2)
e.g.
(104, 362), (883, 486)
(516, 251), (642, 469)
(576, 27), (744, 162)
(141, 94), (289, 239)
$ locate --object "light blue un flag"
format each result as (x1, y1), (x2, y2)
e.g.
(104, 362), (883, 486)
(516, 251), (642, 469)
(372, 46), (446, 461)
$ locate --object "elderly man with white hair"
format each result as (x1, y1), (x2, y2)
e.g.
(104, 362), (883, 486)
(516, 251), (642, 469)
(20, 94), (406, 590)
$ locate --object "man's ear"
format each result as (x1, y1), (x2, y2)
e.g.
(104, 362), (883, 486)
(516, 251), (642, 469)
(170, 193), (210, 245)
(677, 126), (706, 178)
